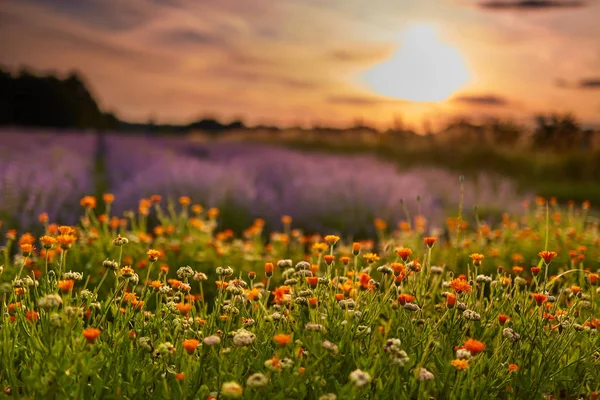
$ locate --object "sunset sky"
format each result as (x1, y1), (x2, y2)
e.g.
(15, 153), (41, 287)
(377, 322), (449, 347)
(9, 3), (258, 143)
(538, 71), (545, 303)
(1, 0), (599, 130)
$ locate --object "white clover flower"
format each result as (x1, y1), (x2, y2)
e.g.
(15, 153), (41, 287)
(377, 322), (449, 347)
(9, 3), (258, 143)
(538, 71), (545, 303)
(246, 373), (269, 389)
(404, 303), (420, 312)
(177, 266), (195, 279)
(418, 368), (434, 381)
(349, 369), (371, 388)
(503, 327), (520, 342)
(321, 340), (339, 355)
(193, 272), (208, 281)
(463, 310), (481, 321)
(38, 294), (63, 309)
(203, 335), (221, 346)
(232, 329), (255, 347)
(456, 349), (472, 359)
(63, 271), (83, 281)
(392, 350), (409, 366)
(305, 323), (326, 332)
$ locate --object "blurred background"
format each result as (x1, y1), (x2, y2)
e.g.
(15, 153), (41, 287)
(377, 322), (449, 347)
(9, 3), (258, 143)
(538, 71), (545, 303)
(0, 0), (599, 235)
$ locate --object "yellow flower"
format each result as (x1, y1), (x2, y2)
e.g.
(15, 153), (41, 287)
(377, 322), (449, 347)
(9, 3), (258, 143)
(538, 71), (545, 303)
(451, 359), (470, 370)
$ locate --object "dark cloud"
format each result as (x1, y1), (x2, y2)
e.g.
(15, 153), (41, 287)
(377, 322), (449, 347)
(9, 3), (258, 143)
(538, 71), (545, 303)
(328, 48), (390, 64)
(452, 94), (509, 106)
(478, 0), (585, 10)
(23, 0), (158, 31)
(579, 78), (600, 88)
(202, 65), (319, 89)
(555, 77), (600, 89)
(327, 95), (406, 106)
(156, 29), (225, 46)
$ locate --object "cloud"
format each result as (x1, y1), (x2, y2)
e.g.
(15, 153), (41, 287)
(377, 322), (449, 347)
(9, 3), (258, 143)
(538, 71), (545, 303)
(327, 95), (407, 106)
(478, 0), (586, 10)
(579, 78), (600, 88)
(452, 94), (509, 106)
(555, 77), (600, 89)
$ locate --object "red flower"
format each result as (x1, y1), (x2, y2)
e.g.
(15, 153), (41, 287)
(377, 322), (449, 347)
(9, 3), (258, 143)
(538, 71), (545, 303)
(538, 251), (557, 264)
(397, 294), (416, 305)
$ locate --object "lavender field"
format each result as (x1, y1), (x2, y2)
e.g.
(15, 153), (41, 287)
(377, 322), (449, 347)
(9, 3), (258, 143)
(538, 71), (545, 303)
(0, 129), (530, 234)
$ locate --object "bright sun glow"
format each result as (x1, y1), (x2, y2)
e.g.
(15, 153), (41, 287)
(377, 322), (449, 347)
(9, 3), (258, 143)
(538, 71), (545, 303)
(362, 24), (470, 102)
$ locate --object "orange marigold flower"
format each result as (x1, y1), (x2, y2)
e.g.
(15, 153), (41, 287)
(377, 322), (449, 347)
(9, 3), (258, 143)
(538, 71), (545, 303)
(39, 212), (49, 223)
(58, 279), (75, 292)
(207, 207), (219, 218)
(175, 373), (185, 382)
(397, 294), (415, 305)
(26, 310), (39, 321)
(396, 247), (412, 261)
(512, 266), (523, 275)
(498, 314), (509, 325)
(374, 218), (387, 230)
(450, 359), (470, 370)
(273, 333), (292, 346)
(531, 293), (548, 306)
(324, 255), (335, 265)
(20, 243), (34, 254)
(245, 288), (261, 301)
(56, 234), (77, 249)
(102, 193), (115, 204)
(334, 293), (345, 301)
(182, 339), (200, 354)
(588, 273), (599, 285)
(363, 252), (380, 263)
(80, 196), (97, 208)
(340, 256), (350, 265)
(469, 253), (484, 265)
(307, 276), (319, 287)
(281, 215), (292, 224)
(308, 297), (318, 308)
(147, 249), (162, 262)
(446, 293), (457, 307)
(176, 303), (193, 315)
(324, 235), (340, 245)
(463, 339), (486, 355)
(82, 327), (101, 343)
(312, 242), (328, 253)
(424, 237), (437, 247)
(570, 285), (581, 294)
(508, 364), (519, 373)
(120, 266), (135, 278)
(150, 280), (163, 290)
(538, 250), (557, 264)
(352, 242), (361, 255)
(179, 196), (191, 206)
(449, 278), (471, 294)
(531, 266), (541, 276)
(264, 262), (274, 277)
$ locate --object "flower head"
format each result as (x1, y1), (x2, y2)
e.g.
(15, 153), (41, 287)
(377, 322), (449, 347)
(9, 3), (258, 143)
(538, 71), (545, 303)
(469, 253), (484, 265)
(273, 333), (292, 346)
(538, 251), (557, 264)
(82, 327), (101, 344)
(450, 359), (470, 370)
(182, 339), (200, 354)
(450, 278), (471, 294)
(462, 339), (486, 355)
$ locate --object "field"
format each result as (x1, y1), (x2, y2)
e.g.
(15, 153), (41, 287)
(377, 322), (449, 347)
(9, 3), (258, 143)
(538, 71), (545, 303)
(0, 129), (599, 399)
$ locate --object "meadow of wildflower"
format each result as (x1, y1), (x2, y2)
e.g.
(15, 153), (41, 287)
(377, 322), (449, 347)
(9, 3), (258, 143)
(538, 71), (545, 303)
(0, 190), (598, 399)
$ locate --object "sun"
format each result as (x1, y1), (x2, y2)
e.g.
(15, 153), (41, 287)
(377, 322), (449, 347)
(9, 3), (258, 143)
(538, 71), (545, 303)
(362, 24), (470, 102)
